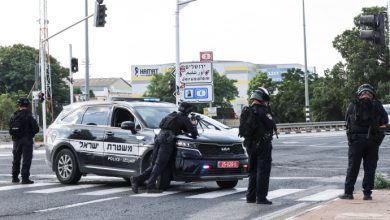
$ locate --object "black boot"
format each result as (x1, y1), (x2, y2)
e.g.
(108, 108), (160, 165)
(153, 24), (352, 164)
(12, 177), (19, 183)
(21, 179), (34, 184)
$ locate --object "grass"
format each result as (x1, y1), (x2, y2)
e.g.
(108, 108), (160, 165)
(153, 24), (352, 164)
(374, 172), (390, 189)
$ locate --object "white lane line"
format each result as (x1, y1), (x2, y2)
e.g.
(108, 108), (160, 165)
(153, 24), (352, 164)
(297, 189), (343, 201)
(34, 197), (120, 213)
(241, 188), (304, 200)
(26, 184), (100, 194)
(186, 187), (246, 199)
(131, 190), (180, 197)
(257, 202), (309, 220)
(79, 187), (130, 196)
(0, 183), (58, 191)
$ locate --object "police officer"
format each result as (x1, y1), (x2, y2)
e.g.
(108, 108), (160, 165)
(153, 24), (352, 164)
(131, 102), (198, 193)
(245, 88), (276, 204)
(9, 97), (39, 184)
(339, 84), (388, 200)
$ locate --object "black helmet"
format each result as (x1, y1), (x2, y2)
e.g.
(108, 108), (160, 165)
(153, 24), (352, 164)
(178, 102), (193, 115)
(357, 84), (376, 97)
(250, 87), (270, 102)
(17, 97), (30, 107)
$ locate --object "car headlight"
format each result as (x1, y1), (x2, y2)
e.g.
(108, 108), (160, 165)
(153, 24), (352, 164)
(176, 140), (198, 149)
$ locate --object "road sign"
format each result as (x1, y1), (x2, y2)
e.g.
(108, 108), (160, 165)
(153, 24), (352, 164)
(200, 51), (213, 62)
(179, 62), (212, 84)
(181, 84), (213, 102)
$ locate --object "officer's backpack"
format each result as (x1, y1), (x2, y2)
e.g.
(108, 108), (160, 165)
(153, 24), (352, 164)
(9, 113), (26, 139)
(159, 111), (178, 130)
(352, 100), (375, 127)
(238, 106), (257, 138)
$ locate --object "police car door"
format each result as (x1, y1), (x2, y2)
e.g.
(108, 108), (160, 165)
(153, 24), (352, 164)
(103, 106), (139, 173)
(72, 105), (110, 168)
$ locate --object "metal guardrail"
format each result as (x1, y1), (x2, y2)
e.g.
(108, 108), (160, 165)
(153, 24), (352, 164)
(217, 120), (346, 133)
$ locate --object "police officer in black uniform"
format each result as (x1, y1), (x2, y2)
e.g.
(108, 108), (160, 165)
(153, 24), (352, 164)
(131, 102), (198, 193)
(339, 84), (388, 200)
(9, 97), (39, 184)
(245, 88), (276, 204)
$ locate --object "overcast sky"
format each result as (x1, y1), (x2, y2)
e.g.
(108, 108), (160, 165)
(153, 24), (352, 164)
(0, 0), (387, 80)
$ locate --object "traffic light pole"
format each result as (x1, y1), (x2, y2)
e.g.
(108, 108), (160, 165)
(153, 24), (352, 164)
(69, 44), (74, 104)
(302, 0), (310, 122)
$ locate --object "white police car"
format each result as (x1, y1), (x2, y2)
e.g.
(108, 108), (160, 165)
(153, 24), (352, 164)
(45, 100), (248, 189)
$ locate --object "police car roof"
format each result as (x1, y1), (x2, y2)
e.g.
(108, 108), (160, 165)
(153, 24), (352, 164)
(62, 100), (176, 111)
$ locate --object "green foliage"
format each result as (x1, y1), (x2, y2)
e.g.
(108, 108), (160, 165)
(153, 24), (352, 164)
(374, 172), (390, 189)
(0, 44), (70, 125)
(0, 92), (28, 129)
(247, 71), (277, 102)
(144, 70), (238, 112)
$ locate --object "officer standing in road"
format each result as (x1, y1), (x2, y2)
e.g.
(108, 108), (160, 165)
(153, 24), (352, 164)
(245, 88), (276, 205)
(339, 84), (388, 200)
(131, 102), (198, 193)
(9, 97), (39, 184)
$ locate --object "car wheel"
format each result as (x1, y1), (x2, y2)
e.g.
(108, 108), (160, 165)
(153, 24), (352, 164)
(216, 180), (238, 189)
(54, 149), (82, 184)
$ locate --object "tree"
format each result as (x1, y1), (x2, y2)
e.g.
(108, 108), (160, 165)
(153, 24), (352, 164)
(332, 7), (390, 101)
(0, 44), (70, 124)
(144, 70), (239, 112)
(247, 71), (277, 102)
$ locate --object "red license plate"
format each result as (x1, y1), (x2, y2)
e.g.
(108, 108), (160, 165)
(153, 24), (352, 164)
(217, 161), (239, 168)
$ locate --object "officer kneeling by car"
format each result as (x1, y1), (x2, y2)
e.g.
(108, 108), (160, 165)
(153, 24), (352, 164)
(130, 102), (198, 193)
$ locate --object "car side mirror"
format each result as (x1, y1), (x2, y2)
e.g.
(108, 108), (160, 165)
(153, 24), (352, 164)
(121, 121), (137, 134)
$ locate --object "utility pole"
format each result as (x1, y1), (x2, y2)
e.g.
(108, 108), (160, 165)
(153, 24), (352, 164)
(85, 0), (90, 101)
(175, 0), (196, 106)
(302, 0), (310, 122)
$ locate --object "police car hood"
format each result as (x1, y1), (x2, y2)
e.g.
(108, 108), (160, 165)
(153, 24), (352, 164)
(176, 129), (242, 144)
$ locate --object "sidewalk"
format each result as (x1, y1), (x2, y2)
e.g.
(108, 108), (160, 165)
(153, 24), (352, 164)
(288, 190), (390, 220)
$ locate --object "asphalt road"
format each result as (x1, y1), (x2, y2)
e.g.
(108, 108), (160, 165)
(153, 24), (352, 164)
(0, 131), (389, 220)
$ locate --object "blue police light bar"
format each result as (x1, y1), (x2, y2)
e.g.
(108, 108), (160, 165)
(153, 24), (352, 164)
(143, 98), (160, 102)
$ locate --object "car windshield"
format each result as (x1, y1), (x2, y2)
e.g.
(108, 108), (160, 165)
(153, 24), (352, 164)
(134, 106), (177, 128)
(197, 114), (231, 129)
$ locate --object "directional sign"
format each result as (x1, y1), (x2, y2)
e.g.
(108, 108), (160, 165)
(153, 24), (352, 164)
(179, 62), (212, 84)
(181, 84), (213, 103)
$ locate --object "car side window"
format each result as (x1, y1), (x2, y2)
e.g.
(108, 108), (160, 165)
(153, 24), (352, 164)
(112, 107), (135, 127)
(61, 108), (85, 124)
(82, 106), (110, 126)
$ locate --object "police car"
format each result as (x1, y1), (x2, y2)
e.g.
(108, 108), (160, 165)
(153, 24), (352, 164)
(45, 100), (248, 189)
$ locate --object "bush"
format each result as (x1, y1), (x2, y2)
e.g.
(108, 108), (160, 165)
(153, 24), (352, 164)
(35, 134), (43, 142)
(374, 172), (390, 189)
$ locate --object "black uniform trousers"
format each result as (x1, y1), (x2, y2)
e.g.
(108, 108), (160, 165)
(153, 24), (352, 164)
(137, 131), (175, 189)
(12, 137), (34, 180)
(246, 140), (273, 201)
(344, 137), (380, 196)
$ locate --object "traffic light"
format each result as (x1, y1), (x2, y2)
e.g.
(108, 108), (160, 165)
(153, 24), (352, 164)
(38, 92), (45, 103)
(71, 58), (78, 73)
(359, 13), (385, 46)
(94, 1), (107, 27)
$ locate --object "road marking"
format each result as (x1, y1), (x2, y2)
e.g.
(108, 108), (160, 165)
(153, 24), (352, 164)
(34, 197), (120, 213)
(257, 202), (309, 220)
(26, 184), (100, 194)
(297, 189), (343, 201)
(186, 187), (246, 199)
(0, 183), (58, 191)
(240, 188), (304, 200)
(79, 187), (130, 196)
(131, 190), (180, 197)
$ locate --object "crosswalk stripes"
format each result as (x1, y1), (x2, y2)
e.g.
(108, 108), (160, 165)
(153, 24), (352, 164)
(186, 187), (246, 199)
(0, 183), (58, 191)
(26, 184), (100, 194)
(240, 188), (305, 201)
(0, 181), (344, 203)
(79, 187), (130, 196)
(297, 189), (343, 201)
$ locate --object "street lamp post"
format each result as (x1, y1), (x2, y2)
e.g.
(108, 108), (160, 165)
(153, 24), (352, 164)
(302, 0), (310, 122)
(175, 0), (196, 106)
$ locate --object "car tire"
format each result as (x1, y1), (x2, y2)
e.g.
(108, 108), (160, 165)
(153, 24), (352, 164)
(54, 149), (82, 184)
(216, 180), (238, 189)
